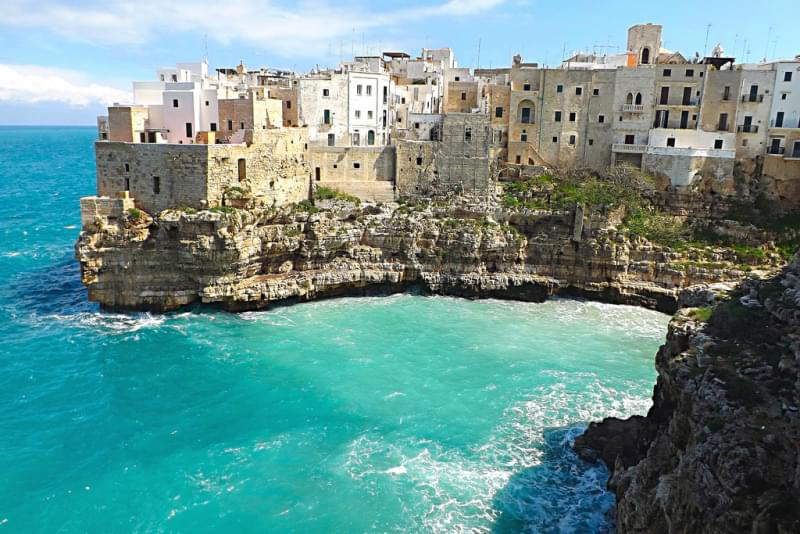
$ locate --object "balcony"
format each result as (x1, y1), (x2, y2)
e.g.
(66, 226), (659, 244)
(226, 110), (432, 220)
(612, 143), (646, 153)
(741, 94), (764, 103)
(658, 99), (699, 107)
(768, 146), (785, 155)
(622, 104), (644, 113)
(737, 124), (759, 133)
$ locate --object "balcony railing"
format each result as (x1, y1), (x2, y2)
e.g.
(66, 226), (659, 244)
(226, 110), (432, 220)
(612, 143), (646, 153)
(717, 125), (730, 132)
(622, 104), (644, 112)
(768, 146), (785, 155)
(741, 94), (764, 103)
(737, 124), (759, 133)
(658, 99), (699, 107)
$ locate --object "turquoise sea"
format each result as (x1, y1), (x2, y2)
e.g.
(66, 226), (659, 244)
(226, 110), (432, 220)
(0, 126), (670, 533)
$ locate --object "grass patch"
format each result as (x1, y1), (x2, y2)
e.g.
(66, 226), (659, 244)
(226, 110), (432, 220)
(127, 208), (141, 221)
(689, 307), (713, 322)
(293, 200), (321, 214)
(314, 186), (361, 205)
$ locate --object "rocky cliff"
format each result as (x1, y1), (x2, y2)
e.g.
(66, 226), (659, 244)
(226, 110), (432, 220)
(75, 197), (769, 313)
(575, 256), (800, 533)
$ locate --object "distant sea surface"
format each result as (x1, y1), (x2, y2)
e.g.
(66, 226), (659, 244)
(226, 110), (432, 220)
(0, 126), (670, 532)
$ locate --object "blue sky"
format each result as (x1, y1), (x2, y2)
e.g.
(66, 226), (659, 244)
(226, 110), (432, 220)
(0, 0), (797, 125)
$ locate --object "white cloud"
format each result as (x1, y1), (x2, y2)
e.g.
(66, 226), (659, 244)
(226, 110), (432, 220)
(0, 64), (131, 107)
(2, 0), (507, 58)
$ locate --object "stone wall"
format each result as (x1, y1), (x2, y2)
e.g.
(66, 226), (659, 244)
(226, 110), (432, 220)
(79, 192), (136, 227)
(95, 127), (310, 215)
(108, 106), (148, 143)
(445, 82), (479, 113)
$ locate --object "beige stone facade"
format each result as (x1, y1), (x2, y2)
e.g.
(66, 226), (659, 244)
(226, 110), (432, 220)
(95, 128), (309, 214)
(445, 81), (479, 113)
(108, 106), (149, 143)
(217, 95), (284, 141)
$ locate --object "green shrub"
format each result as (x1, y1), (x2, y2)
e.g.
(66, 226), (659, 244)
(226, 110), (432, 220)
(127, 208), (141, 221)
(314, 186), (361, 205)
(293, 200), (320, 214)
(689, 307), (713, 322)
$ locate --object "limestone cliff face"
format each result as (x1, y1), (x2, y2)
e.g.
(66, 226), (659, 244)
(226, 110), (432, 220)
(75, 198), (760, 313)
(575, 257), (800, 533)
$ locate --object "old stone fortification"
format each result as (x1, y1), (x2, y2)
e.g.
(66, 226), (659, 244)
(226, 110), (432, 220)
(575, 257), (800, 533)
(75, 194), (774, 313)
(94, 127), (309, 214)
(308, 145), (395, 202)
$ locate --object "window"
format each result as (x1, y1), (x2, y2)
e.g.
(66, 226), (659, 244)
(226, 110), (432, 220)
(521, 130), (527, 142)
(327, 134), (335, 146)
(153, 176), (160, 194)
(686, 69), (694, 77)
(414, 122), (420, 129)
(785, 72), (793, 82)
(776, 111), (784, 127)
(556, 84), (563, 93)
(723, 86), (731, 100)
(356, 85), (362, 95)
(714, 139), (723, 149)
(666, 137), (676, 147)
(160, 75), (165, 81)
(663, 69), (672, 77)
(588, 139), (594, 145)
(742, 139), (748, 146)
(172, 99), (179, 108)
(140, 132), (146, 143)
(454, 76), (460, 81)
(569, 135), (576, 145)
(516, 155), (521, 164)
(521, 107), (532, 123)
(286, 101), (292, 108)
(353, 162), (361, 169)
(210, 122), (217, 132)
(366, 85), (372, 95)
(635, 93), (642, 105)
(641, 47), (650, 64)
(660, 86), (670, 105)
(185, 122), (193, 138)
(355, 110), (361, 119)
(523, 83), (531, 91)
(237, 159), (246, 181)
(718, 113), (729, 131)
(699, 71), (704, 77)
(593, 88), (599, 96)
(554, 111), (562, 122)
(575, 87), (582, 96)
(323, 88), (329, 97)
(416, 157), (423, 166)
(240, 122), (244, 130)
(323, 109), (331, 124)
(464, 127), (472, 141)
(367, 130), (375, 145)
(227, 120), (233, 130)
(782, 93), (788, 100)
(124, 163), (130, 172)
(125, 177), (130, 191)
(383, 86), (388, 104)
(367, 110), (373, 119)
(171, 74), (177, 82)
(625, 134), (634, 144)
(568, 112), (576, 122)
(205, 100), (210, 107)
(495, 106), (503, 118)
(315, 167), (321, 181)
(461, 92), (466, 101)
(598, 115), (605, 123)
(552, 136), (558, 143)
(352, 132), (360, 146)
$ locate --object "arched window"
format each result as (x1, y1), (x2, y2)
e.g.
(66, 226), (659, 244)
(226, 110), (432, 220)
(518, 100), (535, 124)
(626, 93), (633, 105)
(635, 93), (642, 105)
(641, 47), (650, 65)
(367, 130), (375, 145)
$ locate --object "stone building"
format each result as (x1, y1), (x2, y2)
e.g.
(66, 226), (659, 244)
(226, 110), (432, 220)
(396, 113), (491, 196)
(308, 146), (395, 201)
(94, 128), (310, 214)
(217, 93), (284, 142)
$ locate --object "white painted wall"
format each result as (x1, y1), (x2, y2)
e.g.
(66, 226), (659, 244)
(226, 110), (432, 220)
(769, 61), (800, 129)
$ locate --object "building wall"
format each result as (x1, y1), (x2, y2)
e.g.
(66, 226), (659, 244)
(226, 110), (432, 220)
(643, 150), (734, 187)
(611, 67), (657, 161)
(218, 96), (283, 141)
(653, 64), (707, 130)
(770, 61), (800, 129)
(298, 76), (349, 146)
(107, 106), (148, 143)
(445, 81), (479, 113)
(735, 69), (774, 163)
(267, 86), (299, 127)
(95, 128), (309, 214)
(627, 23), (662, 66)
(348, 72), (392, 146)
(309, 146), (395, 183)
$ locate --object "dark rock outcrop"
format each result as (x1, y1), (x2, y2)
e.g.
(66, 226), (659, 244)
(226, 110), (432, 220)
(575, 256), (800, 533)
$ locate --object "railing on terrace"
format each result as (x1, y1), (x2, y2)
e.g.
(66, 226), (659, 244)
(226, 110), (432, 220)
(768, 146), (785, 155)
(622, 104), (644, 112)
(611, 143), (647, 153)
(737, 125), (759, 133)
(741, 94), (764, 103)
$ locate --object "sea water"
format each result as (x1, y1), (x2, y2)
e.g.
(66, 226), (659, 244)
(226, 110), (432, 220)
(0, 126), (670, 533)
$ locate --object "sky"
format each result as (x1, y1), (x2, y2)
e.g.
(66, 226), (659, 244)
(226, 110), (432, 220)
(0, 0), (797, 125)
